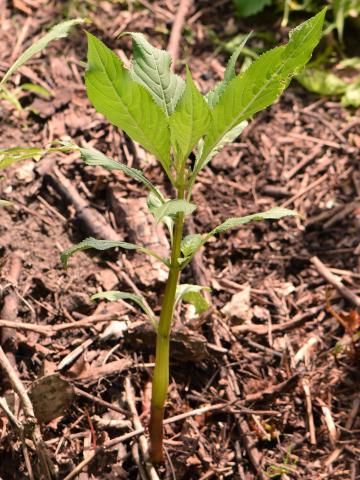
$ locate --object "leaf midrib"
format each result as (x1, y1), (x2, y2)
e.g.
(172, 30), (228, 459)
(135, 48), (172, 116)
(89, 40), (167, 166)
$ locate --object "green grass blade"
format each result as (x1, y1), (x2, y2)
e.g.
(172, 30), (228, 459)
(0, 19), (85, 86)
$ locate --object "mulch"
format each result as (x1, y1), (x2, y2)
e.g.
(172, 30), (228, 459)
(0, 1), (359, 479)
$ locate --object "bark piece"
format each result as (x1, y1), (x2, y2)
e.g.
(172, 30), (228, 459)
(29, 374), (74, 424)
(40, 160), (120, 241)
(124, 322), (208, 362)
(221, 285), (253, 324)
(74, 358), (132, 384)
(1, 252), (22, 353)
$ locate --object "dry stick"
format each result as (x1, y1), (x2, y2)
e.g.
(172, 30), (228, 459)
(280, 172), (328, 208)
(0, 346), (55, 479)
(0, 313), (120, 336)
(64, 398), (279, 479)
(117, 266), (155, 323)
(328, 267), (360, 280)
(300, 110), (347, 144)
(1, 252), (23, 374)
(74, 386), (130, 416)
(132, 442), (149, 480)
(285, 132), (344, 150)
(305, 204), (344, 227)
(345, 394), (360, 430)
(302, 378), (317, 445)
(10, 16), (31, 61)
(167, 0), (192, 69)
(0, 305), (321, 339)
(42, 161), (120, 241)
(0, 319), (53, 335)
(310, 256), (360, 309)
(232, 306), (323, 335)
(284, 145), (323, 180)
(137, 0), (173, 20)
(243, 374), (299, 404)
(317, 397), (338, 448)
(125, 377), (160, 480)
(224, 366), (267, 480)
(63, 427), (145, 480)
(0, 396), (35, 480)
(323, 201), (360, 229)
(57, 336), (98, 371)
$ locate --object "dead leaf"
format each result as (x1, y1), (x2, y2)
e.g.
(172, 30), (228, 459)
(29, 374), (74, 424)
(221, 285), (253, 324)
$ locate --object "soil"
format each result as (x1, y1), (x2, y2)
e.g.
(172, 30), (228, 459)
(0, 1), (359, 479)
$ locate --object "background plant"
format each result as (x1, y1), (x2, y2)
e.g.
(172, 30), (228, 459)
(230, 1), (359, 106)
(61, 9), (326, 463)
(0, 19), (85, 205)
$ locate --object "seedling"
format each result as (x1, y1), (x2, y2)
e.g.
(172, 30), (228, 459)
(0, 19), (86, 205)
(62, 9), (326, 463)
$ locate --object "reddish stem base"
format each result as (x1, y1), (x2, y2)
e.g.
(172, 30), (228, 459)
(149, 405), (164, 463)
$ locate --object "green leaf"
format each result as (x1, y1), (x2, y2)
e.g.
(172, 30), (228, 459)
(147, 192), (174, 241)
(170, 67), (212, 163)
(181, 234), (203, 258)
(128, 32), (185, 116)
(85, 32), (171, 178)
(224, 32), (253, 82)
(198, 9), (326, 178)
(147, 191), (163, 214)
(61, 237), (140, 269)
(191, 120), (247, 184)
(0, 19), (85, 86)
(332, 0), (350, 42)
(176, 284), (211, 314)
(233, 0), (272, 17)
(91, 290), (156, 326)
(153, 199), (196, 223)
(210, 207), (299, 235)
(79, 146), (164, 202)
(0, 146), (70, 169)
(207, 32), (252, 109)
(61, 237), (168, 269)
(296, 68), (348, 96)
(342, 79), (360, 107)
(0, 85), (23, 110)
(20, 83), (51, 97)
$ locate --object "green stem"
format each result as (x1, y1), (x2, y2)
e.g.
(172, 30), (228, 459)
(149, 184), (185, 463)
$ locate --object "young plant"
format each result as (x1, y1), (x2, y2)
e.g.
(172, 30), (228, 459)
(0, 19), (86, 204)
(62, 9), (326, 463)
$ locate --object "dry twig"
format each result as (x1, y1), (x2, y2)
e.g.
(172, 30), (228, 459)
(125, 377), (160, 480)
(0, 346), (55, 479)
(311, 256), (360, 309)
(302, 378), (317, 445)
(167, 0), (192, 69)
